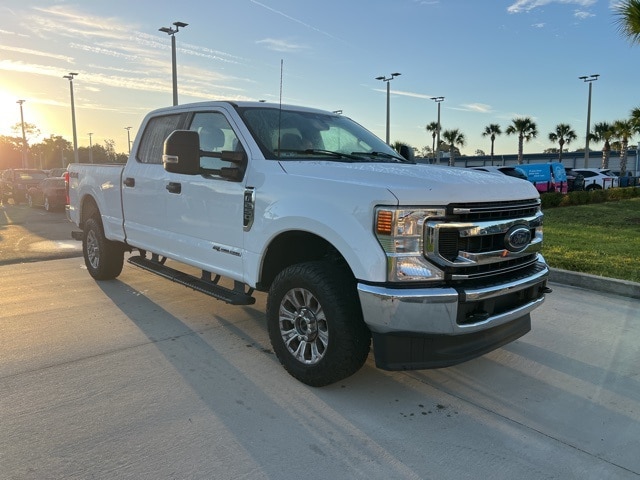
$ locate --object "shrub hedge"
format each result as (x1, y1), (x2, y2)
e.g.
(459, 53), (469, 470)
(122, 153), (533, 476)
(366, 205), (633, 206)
(541, 186), (640, 209)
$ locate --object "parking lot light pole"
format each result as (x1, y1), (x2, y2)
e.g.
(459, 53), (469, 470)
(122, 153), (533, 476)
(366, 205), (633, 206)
(159, 21), (188, 106)
(430, 96), (444, 163)
(375, 72), (401, 144)
(88, 132), (93, 163)
(16, 99), (28, 168)
(125, 127), (132, 154)
(579, 74), (599, 168)
(63, 72), (79, 163)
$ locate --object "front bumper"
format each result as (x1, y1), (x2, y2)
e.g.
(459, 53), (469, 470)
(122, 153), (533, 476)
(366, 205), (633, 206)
(357, 260), (549, 370)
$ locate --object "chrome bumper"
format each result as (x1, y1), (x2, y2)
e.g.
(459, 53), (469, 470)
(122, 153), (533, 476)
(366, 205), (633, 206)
(358, 262), (549, 336)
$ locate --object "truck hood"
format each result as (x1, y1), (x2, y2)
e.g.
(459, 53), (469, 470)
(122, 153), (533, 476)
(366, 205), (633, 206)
(278, 161), (539, 204)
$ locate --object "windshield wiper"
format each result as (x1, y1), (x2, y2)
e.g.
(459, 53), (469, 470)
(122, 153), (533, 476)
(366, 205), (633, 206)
(277, 149), (359, 162)
(350, 151), (412, 163)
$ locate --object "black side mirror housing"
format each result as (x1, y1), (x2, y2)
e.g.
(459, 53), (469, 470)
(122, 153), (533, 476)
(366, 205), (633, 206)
(399, 144), (415, 162)
(163, 130), (200, 175)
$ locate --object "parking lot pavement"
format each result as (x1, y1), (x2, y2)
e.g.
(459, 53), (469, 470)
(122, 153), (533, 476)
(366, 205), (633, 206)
(1, 258), (639, 479)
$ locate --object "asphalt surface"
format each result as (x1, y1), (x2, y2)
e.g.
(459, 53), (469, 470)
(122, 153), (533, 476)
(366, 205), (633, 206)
(1, 200), (639, 479)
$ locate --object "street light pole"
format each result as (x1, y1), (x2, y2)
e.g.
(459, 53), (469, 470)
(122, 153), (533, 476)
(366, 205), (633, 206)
(579, 74), (599, 168)
(430, 96), (444, 163)
(88, 132), (93, 163)
(375, 72), (401, 144)
(125, 127), (132, 154)
(159, 21), (188, 106)
(16, 99), (28, 168)
(63, 72), (79, 163)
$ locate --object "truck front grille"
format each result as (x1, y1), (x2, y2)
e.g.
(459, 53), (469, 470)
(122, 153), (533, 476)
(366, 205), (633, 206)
(425, 198), (543, 281)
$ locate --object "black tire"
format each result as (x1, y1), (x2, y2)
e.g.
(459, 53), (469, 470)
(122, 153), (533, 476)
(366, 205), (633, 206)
(83, 216), (125, 280)
(266, 261), (370, 387)
(585, 184), (601, 191)
(44, 196), (51, 211)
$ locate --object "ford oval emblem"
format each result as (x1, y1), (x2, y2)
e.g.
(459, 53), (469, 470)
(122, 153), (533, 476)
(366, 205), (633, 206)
(505, 226), (531, 252)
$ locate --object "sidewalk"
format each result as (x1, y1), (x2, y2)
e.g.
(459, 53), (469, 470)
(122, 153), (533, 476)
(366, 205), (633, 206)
(550, 267), (640, 300)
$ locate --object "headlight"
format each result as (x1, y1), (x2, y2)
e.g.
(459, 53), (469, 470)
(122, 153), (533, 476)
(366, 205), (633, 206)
(375, 207), (446, 282)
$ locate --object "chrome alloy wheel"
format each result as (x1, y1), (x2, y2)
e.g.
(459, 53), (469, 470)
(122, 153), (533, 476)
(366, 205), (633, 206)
(279, 287), (328, 365)
(85, 229), (100, 269)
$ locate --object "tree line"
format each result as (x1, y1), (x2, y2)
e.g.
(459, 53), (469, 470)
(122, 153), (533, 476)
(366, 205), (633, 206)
(421, 105), (640, 177)
(0, 122), (127, 171)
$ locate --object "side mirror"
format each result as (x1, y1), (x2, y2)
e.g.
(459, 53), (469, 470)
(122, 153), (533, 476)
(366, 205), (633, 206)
(399, 144), (415, 162)
(163, 130), (200, 175)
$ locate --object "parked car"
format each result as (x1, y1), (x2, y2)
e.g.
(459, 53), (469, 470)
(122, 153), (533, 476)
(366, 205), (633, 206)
(564, 167), (585, 192)
(26, 177), (67, 211)
(48, 168), (67, 177)
(517, 162), (568, 194)
(571, 168), (619, 190)
(0, 169), (49, 204)
(469, 165), (529, 180)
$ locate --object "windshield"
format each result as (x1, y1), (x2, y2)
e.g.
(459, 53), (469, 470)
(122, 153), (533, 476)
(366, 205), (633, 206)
(236, 106), (407, 162)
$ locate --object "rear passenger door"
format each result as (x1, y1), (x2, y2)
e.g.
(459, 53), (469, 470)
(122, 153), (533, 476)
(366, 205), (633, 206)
(121, 112), (186, 253)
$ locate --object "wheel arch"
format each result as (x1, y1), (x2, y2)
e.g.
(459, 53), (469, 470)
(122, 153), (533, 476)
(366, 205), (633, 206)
(79, 194), (100, 229)
(257, 230), (353, 292)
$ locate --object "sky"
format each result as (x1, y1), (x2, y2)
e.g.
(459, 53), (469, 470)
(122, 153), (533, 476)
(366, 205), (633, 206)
(0, 0), (638, 156)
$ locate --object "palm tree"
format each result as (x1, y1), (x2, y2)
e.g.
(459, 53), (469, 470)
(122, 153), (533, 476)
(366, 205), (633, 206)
(442, 129), (465, 167)
(505, 117), (538, 164)
(590, 122), (615, 169)
(613, 119), (635, 176)
(614, 0), (640, 44)
(631, 106), (640, 130)
(425, 121), (439, 161)
(548, 123), (577, 162)
(481, 124), (502, 164)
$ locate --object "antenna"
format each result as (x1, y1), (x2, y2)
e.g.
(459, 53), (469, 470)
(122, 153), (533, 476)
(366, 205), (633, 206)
(277, 59), (283, 157)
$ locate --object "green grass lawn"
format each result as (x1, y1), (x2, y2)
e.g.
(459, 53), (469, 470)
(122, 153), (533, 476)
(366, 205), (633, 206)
(542, 197), (640, 283)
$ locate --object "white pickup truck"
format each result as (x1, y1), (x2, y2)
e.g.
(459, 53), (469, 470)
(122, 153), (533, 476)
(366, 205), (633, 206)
(67, 101), (550, 386)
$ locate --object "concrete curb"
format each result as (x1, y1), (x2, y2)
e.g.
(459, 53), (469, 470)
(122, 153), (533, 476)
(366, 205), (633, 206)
(549, 268), (640, 300)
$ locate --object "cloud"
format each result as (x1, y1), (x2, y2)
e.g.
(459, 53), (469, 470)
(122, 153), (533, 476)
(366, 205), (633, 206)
(574, 10), (595, 19)
(462, 103), (493, 113)
(0, 45), (73, 63)
(507, 0), (596, 14)
(372, 88), (434, 100)
(249, 0), (351, 46)
(256, 38), (308, 53)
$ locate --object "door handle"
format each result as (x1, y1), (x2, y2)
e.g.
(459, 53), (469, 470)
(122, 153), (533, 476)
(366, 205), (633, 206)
(166, 182), (181, 194)
(123, 177), (135, 187)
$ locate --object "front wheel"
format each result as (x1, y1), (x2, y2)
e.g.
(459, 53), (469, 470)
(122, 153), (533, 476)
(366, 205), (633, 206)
(266, 261), (370, 387)
(83, 216), (124, 280)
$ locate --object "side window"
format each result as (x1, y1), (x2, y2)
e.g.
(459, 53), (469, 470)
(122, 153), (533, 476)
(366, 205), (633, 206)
(189, 112), (244, 171)
(136, 114), (184, 164)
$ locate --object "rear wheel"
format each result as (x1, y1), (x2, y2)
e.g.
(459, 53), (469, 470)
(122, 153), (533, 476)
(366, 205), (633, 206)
(83, 216), (124, 280)
(44, 196), (51, 211)
(27, 195), (34, 208)
(267, 261), (370, 387)
(585, 184), (601, 191)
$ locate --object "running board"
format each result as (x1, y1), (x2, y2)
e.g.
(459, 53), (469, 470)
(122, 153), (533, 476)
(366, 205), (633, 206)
(127, 255), (255, 306)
